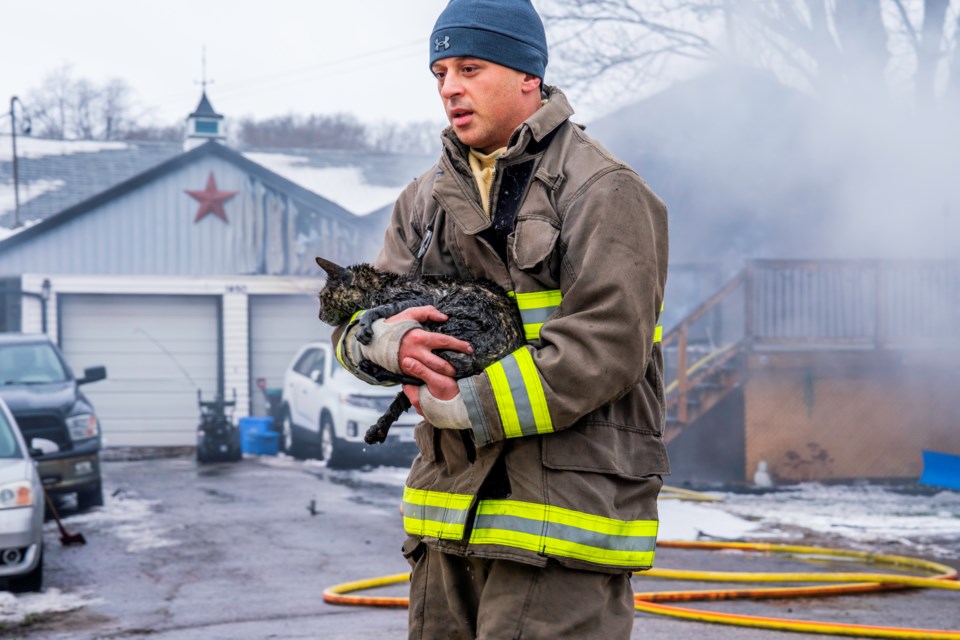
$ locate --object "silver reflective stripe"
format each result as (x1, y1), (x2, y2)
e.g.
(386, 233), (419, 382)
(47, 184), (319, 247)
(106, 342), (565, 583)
(498, 355), (539, 437)
(518, 306), (555, 326)
(459, 377), (492, 446)
(473, 513), (657, 554)
(403, 502), (468, 527)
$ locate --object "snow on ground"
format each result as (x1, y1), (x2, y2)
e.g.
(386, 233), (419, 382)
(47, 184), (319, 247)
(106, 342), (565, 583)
(713, 483), (960, 558)
(0, 589), (103, 625)
(298, 460), (960, 557)
(58, 490), (179, 553)
(243, 152), (402, 214)
(657, 499), (766, 541)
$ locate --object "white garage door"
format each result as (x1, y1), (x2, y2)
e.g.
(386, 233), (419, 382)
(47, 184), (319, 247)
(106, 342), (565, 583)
(249, 294), (331, 416)
(59, 294), (220, 447)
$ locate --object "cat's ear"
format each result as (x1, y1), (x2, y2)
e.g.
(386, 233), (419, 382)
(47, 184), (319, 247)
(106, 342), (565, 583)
(315, 257), (347, 279)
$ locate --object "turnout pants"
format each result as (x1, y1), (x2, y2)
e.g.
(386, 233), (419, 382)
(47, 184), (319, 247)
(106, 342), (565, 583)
(405, 541), (635, 640)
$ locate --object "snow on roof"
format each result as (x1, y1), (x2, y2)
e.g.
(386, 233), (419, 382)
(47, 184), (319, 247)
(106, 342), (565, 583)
(0, 179), (63, 223)
(0, 135), (130, 161)
(0, 136), (182, 227)
(0, 217), (43, 242)
(243, 151), (410, 215)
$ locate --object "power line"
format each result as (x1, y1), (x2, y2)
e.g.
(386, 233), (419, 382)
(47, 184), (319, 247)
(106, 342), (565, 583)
(162, 38), (422, 105)
(212, 49), (424, 103)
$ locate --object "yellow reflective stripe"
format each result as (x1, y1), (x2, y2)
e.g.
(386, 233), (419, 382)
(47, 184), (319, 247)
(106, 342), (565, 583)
(335, 309), (367, 369)
(487, 360), (523, 438)
(402, 486), (473, 540)
(508, 290), (562, 342)
(510, 290), (663, 345)
(480, 500), (658, 537)
(522, 323), (543, 341)
(514, 349), (552, 434)
(514, 290), (562, 310)
(469, 499), (658, 567)
(487, 348), (553, 438)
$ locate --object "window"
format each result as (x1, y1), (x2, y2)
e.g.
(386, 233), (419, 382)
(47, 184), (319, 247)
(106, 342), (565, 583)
(293, 350), (317, 376)
(0, 343), (69, 385)
(0, 411), (22, 459)
(195, 120), (219, 134)
(309, 350), (326, 384)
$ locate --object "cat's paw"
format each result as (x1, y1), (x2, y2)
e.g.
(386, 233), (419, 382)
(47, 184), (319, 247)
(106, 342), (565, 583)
(356, 316), (375, 345)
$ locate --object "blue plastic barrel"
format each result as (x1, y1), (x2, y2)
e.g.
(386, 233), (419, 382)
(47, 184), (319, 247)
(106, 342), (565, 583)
(239, 417), (277, 455)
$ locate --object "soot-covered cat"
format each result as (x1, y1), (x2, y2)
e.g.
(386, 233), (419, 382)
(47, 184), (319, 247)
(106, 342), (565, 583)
(315, 257), (525, 445)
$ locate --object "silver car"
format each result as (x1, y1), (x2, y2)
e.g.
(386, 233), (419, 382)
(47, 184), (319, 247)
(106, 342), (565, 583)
(0, 399), (44, 592)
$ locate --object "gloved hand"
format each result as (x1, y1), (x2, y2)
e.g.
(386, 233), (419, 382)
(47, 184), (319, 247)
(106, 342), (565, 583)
(419, 385), (471, 430)
(357, 318), (422, 374)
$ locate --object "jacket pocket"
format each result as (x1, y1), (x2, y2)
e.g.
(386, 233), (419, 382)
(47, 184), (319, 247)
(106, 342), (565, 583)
(511, 216), (560, 277)
(542, 421), (670, 479)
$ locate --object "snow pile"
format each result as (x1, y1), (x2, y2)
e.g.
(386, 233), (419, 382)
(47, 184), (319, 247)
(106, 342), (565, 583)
(252, 452), (327, 470)
(243, 152), (402, 214)
(658, 500), (765, 541)
(0, 589), (103, 625)
(716, 483), (960, 557)
(59, 492), (178, 553)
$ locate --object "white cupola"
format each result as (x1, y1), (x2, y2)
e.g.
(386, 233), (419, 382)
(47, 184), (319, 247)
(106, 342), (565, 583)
(184, 91), (225, 151)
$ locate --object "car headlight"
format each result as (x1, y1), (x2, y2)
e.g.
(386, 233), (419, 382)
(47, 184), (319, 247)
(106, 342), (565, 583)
(66, 413), (100, 440)
(0, 481), (34, 509)
(342, 394), (390, 411)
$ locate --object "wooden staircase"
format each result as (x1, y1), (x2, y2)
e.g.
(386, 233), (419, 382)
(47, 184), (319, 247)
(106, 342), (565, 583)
(661, 260), (960, 444)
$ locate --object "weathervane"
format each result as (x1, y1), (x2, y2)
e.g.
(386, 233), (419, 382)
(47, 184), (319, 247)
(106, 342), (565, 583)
(196, 45), (215, 92)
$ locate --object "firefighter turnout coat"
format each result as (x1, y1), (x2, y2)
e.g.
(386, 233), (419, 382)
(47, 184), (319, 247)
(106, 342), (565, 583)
(338, 86), (669, 574)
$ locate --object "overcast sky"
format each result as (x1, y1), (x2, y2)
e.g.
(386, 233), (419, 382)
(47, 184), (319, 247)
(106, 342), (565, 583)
(1, 0), (453, 128)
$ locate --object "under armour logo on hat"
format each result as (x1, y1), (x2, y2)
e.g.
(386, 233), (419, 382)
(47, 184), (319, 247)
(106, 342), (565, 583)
(435, 35), (450, 51)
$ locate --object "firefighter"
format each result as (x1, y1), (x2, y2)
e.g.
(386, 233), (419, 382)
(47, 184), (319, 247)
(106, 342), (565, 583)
(334, 0), (669, 637)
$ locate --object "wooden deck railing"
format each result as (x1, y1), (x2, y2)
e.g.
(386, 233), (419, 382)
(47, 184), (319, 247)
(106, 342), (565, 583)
(662, 260), (960, 425)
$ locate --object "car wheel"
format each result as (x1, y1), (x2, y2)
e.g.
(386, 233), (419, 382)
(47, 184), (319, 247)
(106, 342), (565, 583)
(9, 549), (43, 593)
(321, 414), (358, 469)
(283, 411), (306, 459)
(77, 482), (104, 510)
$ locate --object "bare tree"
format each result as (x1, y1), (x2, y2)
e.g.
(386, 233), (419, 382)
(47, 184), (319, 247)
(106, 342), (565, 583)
(101, 79), (134, 140)
(237, 113), (371, 150)
(25, 66), (138, 140)
(541, 0), (960, 110)
(27, 65), (74, 139)
(369, 120), (443, 155)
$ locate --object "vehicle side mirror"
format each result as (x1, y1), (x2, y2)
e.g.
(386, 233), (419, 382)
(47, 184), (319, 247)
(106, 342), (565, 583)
(29, 437), (60, 457)
(309, 369), (323, 384)
(78, 365), (107, 385)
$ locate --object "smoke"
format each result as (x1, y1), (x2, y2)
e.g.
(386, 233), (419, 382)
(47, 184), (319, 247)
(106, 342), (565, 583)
(545, 0), (960, 264)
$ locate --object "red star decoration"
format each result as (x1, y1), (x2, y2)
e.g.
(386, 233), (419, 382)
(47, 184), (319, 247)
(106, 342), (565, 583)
(185, 172), (237, 223)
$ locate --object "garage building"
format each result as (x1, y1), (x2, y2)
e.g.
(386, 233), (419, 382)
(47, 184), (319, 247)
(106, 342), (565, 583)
(0, 94), (431, 446)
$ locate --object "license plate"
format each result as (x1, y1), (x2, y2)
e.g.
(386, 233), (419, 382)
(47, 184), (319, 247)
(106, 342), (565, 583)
(74, 461), (93, 475)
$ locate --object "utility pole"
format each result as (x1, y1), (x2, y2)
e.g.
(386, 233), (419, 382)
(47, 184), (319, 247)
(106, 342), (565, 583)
(8, 96), (28, 229)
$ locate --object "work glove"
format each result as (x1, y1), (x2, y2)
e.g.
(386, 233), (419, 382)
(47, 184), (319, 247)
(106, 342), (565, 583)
(420, 386), (471, 430)
(352, 318), (421, 375)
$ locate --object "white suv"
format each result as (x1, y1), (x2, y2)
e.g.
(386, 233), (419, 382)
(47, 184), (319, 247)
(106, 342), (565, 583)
(280, 342), (418, 468)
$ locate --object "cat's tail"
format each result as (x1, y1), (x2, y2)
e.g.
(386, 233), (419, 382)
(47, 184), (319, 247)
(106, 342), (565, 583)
(364, 392), (412, 445)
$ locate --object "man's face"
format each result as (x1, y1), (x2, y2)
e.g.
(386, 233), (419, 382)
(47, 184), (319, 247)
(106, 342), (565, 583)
(431, 57), (540, 153)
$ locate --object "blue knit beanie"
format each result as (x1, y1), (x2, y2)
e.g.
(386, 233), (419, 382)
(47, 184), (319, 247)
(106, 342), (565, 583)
(429, 0), (548, 79)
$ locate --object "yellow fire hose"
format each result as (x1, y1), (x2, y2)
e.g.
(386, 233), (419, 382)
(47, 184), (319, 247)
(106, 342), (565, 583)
(323, 540), (960, 638)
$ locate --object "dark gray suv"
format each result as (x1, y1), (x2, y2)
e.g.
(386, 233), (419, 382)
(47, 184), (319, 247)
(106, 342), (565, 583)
(0, 333), (107, 510)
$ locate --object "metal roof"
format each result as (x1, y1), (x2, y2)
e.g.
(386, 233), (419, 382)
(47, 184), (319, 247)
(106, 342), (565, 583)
(0, 137), (183, 228)
(189, 92), (223, 120)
